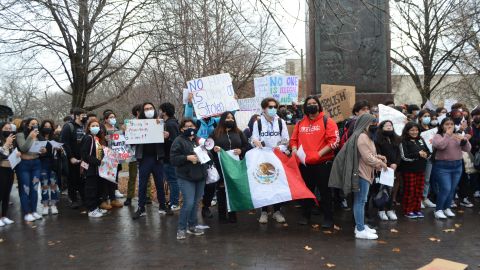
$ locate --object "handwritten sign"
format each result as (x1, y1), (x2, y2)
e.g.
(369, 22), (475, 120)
(319, 84), (356, 123)
(420, 128), (438, 152)
(254, 76), (299, 105)
(237, 97), (263, 113)
(379, 104), (407, 136)
(108, 133), (134, 162)
(99, 147), (119, 183)
(187, 73), (239, 118)
(125, 119), (164, 144)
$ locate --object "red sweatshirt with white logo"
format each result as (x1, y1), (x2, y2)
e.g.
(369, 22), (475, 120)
(290, 112), (339, 164)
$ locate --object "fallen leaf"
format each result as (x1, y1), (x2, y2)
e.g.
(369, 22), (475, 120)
(248, 211), (255, 215)
(392, 248), (401, 253)
(376, 240), (387, 244)
(282, 223), (289, 227)
(31, 226), (37, 229)
(0, 238), (4, 243)
(56, 241), (61, 243)
(80, 211), (87, 214)
(428, 237), (441, 242)
(311, 224), (320, 229)
(443, 228), (456, 233)
(326, 263), (336, 268)
(323, 230), (333, 234)
(390, 229), (399, 233)
(333, 225), (341, 231)
(230, 262), (238, 267)
(69, 254), (75, 259)
(454, 224), (462, 228)
(457, 210), (464, 213)
(304, 245), (313, 251)
(321, 257), (325, 260)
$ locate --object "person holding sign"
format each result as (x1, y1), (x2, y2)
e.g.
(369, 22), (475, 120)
(0, 122), (16, 226)
(16, 118), (46, 222)
(291, 96), (339, 228)
(399, 122), (431, 219)
(170, 119), (209, 240)
(251, 97), (289, 224)
(132, 102), (172, 220)
(432, 117), (471, 219)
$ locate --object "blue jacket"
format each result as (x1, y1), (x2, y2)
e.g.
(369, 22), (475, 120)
(184, 103), (220, 139)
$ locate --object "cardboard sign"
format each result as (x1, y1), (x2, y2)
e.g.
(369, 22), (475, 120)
(379, 104), (407, 136)
(187, 73), (239, 118)
(420, 128), (438, 152)
(124, 119), (164, 144)
(237, 97), (263, 113)
(417, 258), (467, 270)
(319, 84), (356, 123)
(254, 76), (299, 105)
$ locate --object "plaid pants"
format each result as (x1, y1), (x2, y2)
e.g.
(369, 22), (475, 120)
(402, 172), (425, 214)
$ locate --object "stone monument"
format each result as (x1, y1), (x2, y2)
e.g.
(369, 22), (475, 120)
(306, 0), (392, 104)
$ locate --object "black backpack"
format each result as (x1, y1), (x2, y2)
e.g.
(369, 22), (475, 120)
(257, 118), (284, 136)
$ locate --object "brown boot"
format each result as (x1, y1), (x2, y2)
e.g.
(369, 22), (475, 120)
(110, 199), (123, 208)
(100, 201), (112, 210)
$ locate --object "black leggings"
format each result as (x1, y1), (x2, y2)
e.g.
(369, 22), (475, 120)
(0, 167), (14, 216)
(299, 162), (333, 221)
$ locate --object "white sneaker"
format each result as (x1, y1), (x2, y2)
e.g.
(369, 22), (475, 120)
(460, 198), (474, 208)
(115, 190), (125, 198)
(32, 212), (42, 220)
(42, 207), (49, 216)
(272, 211), (286, 223)
(378, 211), (388, 221)
(423, 198), (436, 208)
(24, 214), (36, 222)
(259, 211), (268, 224)
(474, 191), (480, 198)
(88, 208), (104, 218)
(421, 201), (425, 209)
(1, 217), (14, 225)
(170, 205), (181, 211)
(444, 208), (455, 217)
(451, 202), (457, 208)
(98, 208), (108, 214)
(51, 205), (58, 215)
(434, 210), (447, 219)
(0, 219), (4, 227)
(365, 225), (377, 234)
(355, 228), (378, 240)
(386, 210), (398, 221)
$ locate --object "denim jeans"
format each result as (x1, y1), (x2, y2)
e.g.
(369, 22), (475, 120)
(138, 156), (166, 210)
(177, 178), (205, 231)
(353, 177), (370, 232)
(434, 160), (463, 211)
(17, 159), (41, 214)
(40, 159), (59, 204)
(164, 163), (179, 206)
(423, 159), (433, 198)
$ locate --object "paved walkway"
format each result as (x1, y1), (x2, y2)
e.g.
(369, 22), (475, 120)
(1, 194), (479, 269)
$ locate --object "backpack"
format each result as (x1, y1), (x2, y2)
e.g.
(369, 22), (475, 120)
(257, 118), (284, 137)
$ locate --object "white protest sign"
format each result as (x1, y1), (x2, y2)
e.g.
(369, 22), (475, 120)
(378, 104), (407, 136)
(187, 73), (239, 118)
(420, 128), (438, 152)
(237, 97), (263, 113)
(29, 141), (48, 153)
(8, 148), (21, 169)
(423, 100), (436, 110)
(193, 146), (211, 164)
(182, 89), (190, 105)
(379, 168), (395, 187)
(124, 119), (164, 144)
(234, 111), (256, 130)
(444, 99), (457, 112)
(254, 76), (299, 105)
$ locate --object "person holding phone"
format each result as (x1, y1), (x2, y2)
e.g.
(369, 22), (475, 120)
(0, 122), (16, 226)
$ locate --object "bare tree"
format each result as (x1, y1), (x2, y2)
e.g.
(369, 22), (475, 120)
(390, 0), (477, 103)
(0, 75), (40, 118)
(0, 0), (172, 110)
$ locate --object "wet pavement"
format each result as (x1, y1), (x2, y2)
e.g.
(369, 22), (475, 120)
(1, 193), (480, 270)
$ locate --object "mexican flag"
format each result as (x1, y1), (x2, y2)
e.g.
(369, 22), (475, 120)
(219, 148), (316, 212)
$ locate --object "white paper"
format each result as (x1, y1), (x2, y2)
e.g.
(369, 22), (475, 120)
(7, 148), (21, 169)
(423, 99), (437, 110)
(379, 104), (407, 136)
(296, 145), (306, 165)
(226, 150), (240, 161)
(28, 141), (48, 153)
(420, 128), (438, 152)
(182, 88), (190, 105)
(444, 99), (457, 112)
(193, 146), (211, 164)
(234, 111), (255, 130)
(379, 168), (395, 187)
(48, 140), (63, 149)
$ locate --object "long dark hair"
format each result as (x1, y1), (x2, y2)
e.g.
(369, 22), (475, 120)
(375, 120), (400, 146)
(437, 117), (454, 135)
(247, 114), (259, 131)
(401, 122), (421, 140)
(213, 111), (241, 139)
(139, 102), (158, 119)
(0, 122), (11, 143)
(39, 120), (55, 139)
(19, 118), (38, 136)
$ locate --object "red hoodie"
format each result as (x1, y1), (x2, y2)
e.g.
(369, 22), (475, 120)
(290, 112), (339, 164)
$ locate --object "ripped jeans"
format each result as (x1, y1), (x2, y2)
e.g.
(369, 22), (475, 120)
(40, 159), (59, 205)
(17, 159), (41, 214)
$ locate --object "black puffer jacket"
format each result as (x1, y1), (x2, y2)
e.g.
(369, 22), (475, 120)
(170, 135), (207, 182)
(399, 138), (431, 172)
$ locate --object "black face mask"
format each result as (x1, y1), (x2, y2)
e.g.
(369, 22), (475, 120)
(42, 128), (52, 135)
(382, 130), (394, 137)
(183, 128), (196, 137)
(204, 117), (211, 123)
(2, 131), (12, 138)
(453, 118), (462, 125)
(305, 105), (319, 115)
(368, 126), (378, 134)
(224, 121), (235, 129)
(81, 116), (88, 124)
(474, 118), (480, 125)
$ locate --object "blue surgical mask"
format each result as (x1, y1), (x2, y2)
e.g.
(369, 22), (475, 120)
(108, 118), (117, 126)
(90, 127), (100, 135)
(286, 114), (292, 120)
(422, 117), (431, 125)
(267, 108), (277, 117)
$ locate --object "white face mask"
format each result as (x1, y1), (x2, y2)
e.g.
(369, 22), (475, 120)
(144, 110), (155, 119)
